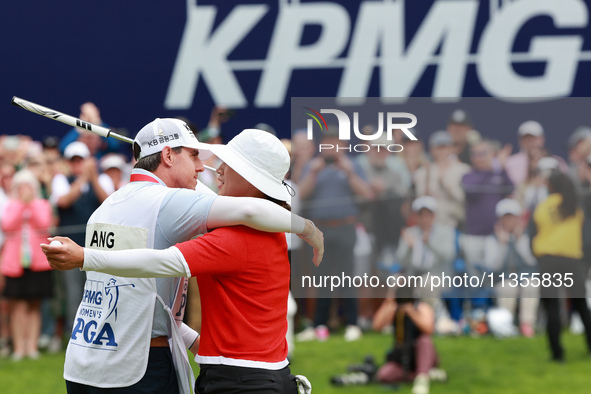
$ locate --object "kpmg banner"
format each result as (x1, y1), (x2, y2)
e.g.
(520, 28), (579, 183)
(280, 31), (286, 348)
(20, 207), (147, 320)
(2, 0), (591, 144)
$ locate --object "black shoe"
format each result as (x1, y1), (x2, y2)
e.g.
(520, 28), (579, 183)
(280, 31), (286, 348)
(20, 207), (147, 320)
(347, 355), (378, 378)
(330, 372), (370, 386)
(550, 355), (565, 364)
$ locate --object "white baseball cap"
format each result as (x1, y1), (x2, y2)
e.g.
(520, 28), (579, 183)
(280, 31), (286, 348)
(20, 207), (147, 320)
(429, 130), (453, 148)
(518, 121), (544, 137)
(412, 195), (438, 212)
(448, 109), (471, 126)
(207, 129), (291, 201)
(134, 118), (212, 160)
(495, 198), (522, 218)
(64, 141), (90, 160)
(568, 127), (591, 150)
(100, 154), (127, 172)
(537, 157), (560, 172)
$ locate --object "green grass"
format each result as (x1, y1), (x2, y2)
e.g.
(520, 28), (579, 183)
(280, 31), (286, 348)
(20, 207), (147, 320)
(1, 332), (591, 393)
(0, 351), (67, 393)
(284, 332), (591, 394)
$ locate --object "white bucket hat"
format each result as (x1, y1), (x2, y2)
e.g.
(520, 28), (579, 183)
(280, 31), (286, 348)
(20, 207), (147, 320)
(207, 129), (291, 201)
(134, 118), (212, 160)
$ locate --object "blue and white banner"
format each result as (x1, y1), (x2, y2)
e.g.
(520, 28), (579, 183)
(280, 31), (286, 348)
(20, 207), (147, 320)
(3, 0), (590, 143)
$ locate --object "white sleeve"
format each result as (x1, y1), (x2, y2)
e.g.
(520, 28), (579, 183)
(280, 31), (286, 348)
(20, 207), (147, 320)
(50, 174), (71, 205)
(82, 246), (192, 278)
(195, 181), (217, 196)
(206, 196), (306, 234)
(483, 236), (506, 271)
(179, 323), (199, 349)
(98, 173), (116, 196)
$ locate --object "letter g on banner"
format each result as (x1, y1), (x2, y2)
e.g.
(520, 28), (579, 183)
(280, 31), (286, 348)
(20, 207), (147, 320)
(477, 0), (588, 97)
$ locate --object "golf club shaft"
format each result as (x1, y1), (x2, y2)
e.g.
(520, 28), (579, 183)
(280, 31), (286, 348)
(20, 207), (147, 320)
(11, 96), (133, 144)
(11, 96), (216, 171)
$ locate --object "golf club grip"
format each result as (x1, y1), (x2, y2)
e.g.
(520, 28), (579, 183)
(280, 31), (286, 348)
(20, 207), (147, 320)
(11, 96), (133, 144)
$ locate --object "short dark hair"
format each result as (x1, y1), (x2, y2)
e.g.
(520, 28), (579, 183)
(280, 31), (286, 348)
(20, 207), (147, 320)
(396, 284), (416, 304)
(133, 144), (183, 172)
(547, 170), (578, 220)
(265, 194), (292, 211)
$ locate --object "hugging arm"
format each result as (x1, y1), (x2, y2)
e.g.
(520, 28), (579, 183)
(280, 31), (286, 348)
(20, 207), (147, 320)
(207, 196), (323, 265)
(41, 237), (190, 277)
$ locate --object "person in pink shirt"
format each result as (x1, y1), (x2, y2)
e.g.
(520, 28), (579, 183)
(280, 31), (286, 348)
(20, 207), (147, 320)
(1, 169), (53, 360)
(505, 121), (568, 187)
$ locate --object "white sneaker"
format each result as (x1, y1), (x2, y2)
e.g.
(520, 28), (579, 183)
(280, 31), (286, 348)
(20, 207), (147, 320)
(295, 327), (317, 342)
(27, 351), (40, 360)
(11, 352), (24, 362)
(412, 373), (430, 394)
(435, 316), (458, 336)
(48, 336), (62, 354)
(0, 338), (10, 358)
(380, 324), (394, 335)
(570, 313), (584, 335)
(38, 334), (51, 349)
(335, 372), (369, 385)
(428, 368), (447, 382)
(344, 325), (363, 342)
(357, 316), (372, 332)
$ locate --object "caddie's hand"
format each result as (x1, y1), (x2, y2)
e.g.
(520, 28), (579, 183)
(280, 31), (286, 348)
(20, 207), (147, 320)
(297, 220), (324, 266)
(40, 236), (85, 270)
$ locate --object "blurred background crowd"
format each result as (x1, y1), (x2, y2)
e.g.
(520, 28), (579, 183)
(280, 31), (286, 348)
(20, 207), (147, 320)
(2, 102), (591, 390)
(285, 108), (591, 390)
(287, 108), (591, 365)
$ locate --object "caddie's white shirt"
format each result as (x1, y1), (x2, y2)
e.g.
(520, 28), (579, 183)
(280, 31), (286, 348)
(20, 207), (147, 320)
(64, 169), (215, 388)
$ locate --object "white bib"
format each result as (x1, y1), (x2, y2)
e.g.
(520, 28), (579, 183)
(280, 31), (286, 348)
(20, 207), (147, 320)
(65, 182), (181, 388)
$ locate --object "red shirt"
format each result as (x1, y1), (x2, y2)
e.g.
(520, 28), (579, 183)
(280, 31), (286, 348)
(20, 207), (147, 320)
(175, 226), (289, 369)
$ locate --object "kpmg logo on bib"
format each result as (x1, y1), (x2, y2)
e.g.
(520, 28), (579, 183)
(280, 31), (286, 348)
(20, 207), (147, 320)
(71, 278), (136, 349)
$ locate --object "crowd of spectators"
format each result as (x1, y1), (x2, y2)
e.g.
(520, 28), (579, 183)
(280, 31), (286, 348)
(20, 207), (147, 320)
(288, 110), (591, 390)
(0, 102), (132, 360)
